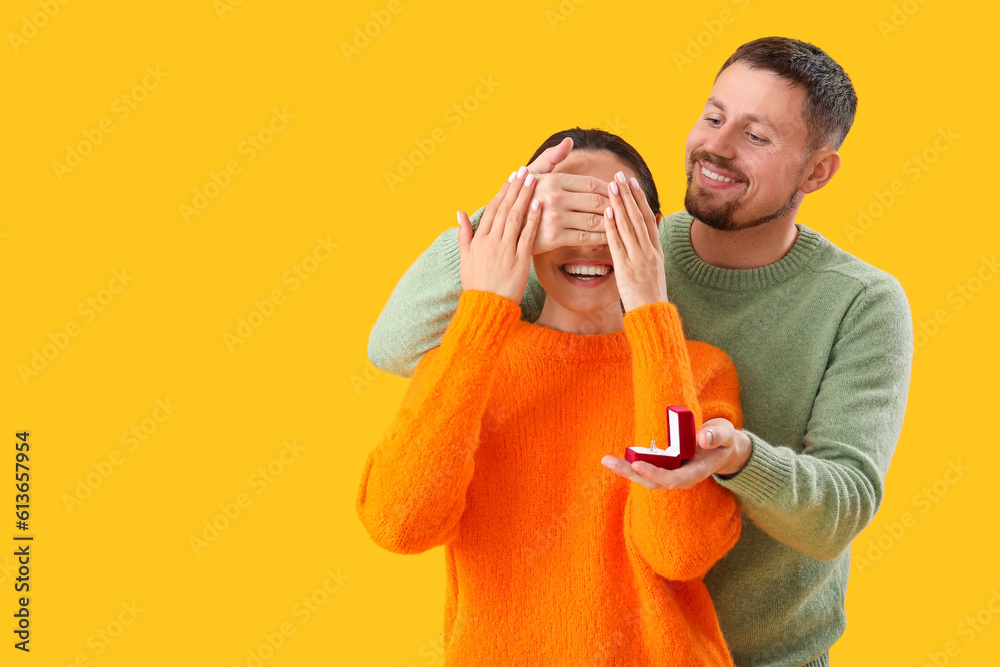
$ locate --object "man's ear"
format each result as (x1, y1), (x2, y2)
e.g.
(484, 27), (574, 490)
(801, 148), (841, 195)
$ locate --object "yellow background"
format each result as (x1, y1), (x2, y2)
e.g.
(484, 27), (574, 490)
(3, 0), (997, 664)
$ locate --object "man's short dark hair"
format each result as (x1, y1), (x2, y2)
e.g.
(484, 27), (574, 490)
(717, 37), (858, 151)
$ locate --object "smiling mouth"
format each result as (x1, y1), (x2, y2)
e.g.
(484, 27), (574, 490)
(699, 163), (741, 183)
(560, 264), (613, 280)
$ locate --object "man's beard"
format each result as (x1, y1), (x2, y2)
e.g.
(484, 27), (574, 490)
(684, 152), (802, 232)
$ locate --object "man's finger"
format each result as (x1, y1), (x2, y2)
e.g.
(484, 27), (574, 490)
(527, 137), (573, 174)
(698, 418), (735, 449)
(698, 427), (718, 449)
(665, 459), (714, 489)
(601, 456), (661, 489)
(546, 191), (612, 219)
(549, 172), (613, 198)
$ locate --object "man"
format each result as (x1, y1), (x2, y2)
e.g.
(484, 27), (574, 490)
(367, 37), (912, 667)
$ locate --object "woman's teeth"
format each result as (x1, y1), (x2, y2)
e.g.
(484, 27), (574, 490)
(561, 264), (612, 279)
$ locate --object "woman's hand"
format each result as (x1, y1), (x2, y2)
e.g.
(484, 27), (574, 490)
(457, 167), (542, 304)
(604, 171), (667, 312)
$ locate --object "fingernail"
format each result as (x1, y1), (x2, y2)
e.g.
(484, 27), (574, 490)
(610, 180), (619, 195)
(616, 171), (626, 184)
(605, 207), (613, 219)
(531, 198), (539, 210)
(630, 177), (640, 189)
(525, 173), (534, 187)
(456, 211), (462, 223)
(517, 166), (527, 179)
(705, 430), (714, 446)
(508, 171), (516, 182)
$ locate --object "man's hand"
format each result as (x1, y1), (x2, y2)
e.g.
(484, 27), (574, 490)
(601, 418), (752, 489)
(525, 136), (611, 255)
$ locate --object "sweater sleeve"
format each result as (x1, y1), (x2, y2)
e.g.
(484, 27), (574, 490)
(367, 206), (547, 378)
(713, 277), (913, 562)
(356, 289), (522, 554)
(621, 302), (742, 581)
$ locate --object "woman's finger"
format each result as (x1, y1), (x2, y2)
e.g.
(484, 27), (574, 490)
(490, 166), (528, 239)
(608, 174), (639, 259)
(615, 171), (648, 255)
(502, 171), (537, 246)
(604, 205), (624, 266)
(517, 197), (542, 258)
(479, 173), (515, 237)
(628, 177), (659, 246)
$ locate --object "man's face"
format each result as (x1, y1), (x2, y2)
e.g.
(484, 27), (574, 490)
(684, 62), (813, 231)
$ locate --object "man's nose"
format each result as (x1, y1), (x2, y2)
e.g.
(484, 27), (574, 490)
(700, 125), (738, 160)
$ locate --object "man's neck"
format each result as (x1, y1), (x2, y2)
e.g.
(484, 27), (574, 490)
(689, 215), (801, 270)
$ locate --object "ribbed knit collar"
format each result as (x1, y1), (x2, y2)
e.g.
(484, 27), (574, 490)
(666, 211), (822, 291)
(510, 320), (631, 362)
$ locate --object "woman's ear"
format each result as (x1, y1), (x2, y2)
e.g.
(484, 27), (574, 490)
(655, 213), (662, 228)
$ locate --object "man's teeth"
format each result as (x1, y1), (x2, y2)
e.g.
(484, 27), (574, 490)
(701, 165), (736, 183)
(561, 264), (611, 277)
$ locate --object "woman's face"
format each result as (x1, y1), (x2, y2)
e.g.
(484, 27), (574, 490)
(533, 149), (643, 326)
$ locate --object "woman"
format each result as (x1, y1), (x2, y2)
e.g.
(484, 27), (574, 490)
(357, 128), (743, 666)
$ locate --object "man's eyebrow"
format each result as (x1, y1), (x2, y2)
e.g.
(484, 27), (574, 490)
(706, 96), (776, 131)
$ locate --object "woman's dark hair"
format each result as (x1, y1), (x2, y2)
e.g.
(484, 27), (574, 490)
(526, 127), (660, 217)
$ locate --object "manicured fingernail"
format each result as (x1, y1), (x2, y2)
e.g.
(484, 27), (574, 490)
(616, 171), (626, 184)
(531, 198), (539, 210)
(605, 207), (613, 219)
(705, 430), (714, 446)
(456, 211), (462, 223)
(630, 177), (640, 189)
(517, 166), (527, 179)
(524, 173), (534, 187)
(508, 171), (516, 182)
(610, 180), (619, 195)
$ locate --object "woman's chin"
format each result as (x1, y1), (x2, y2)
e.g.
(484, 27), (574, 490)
(552, 295), (621, 318)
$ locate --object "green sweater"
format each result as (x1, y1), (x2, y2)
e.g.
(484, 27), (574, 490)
(367, 208), (913, 667)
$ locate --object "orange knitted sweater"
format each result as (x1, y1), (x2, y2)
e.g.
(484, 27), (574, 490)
(357, 290), (743, 666)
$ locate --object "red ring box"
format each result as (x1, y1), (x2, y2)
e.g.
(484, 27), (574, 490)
(624, 406), (696, 470)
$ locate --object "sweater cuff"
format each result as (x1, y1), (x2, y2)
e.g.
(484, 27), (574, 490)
(622, 301), (686, 362)
(441, 289), (522, 356)
(712, 430), (794, 506)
